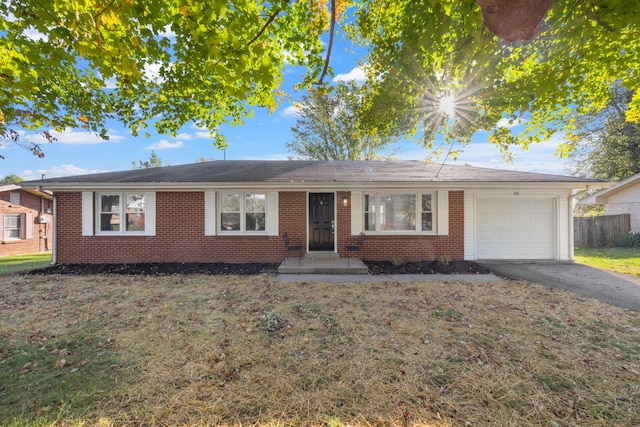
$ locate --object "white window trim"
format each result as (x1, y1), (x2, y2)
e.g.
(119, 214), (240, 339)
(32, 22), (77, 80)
(218, 192), (270, 235)
(361, 190), (439, 235)
(205, 191), (278, 236)
(90, 191), (156, 236)
(4, 213), (25, 240)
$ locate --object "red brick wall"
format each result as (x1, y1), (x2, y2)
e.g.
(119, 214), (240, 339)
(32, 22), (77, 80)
(0, 190), (53, 257)
(55, 190), (464, 264)
(337, 191), (464, 262)
(56, 192), (285, 264)
(278, 191), (307, 248)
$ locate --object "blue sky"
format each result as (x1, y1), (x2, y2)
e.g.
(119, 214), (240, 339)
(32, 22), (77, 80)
(2, 33), (572, 181)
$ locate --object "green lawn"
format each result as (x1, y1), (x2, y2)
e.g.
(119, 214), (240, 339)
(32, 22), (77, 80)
(575, 247), (640, 276)
(0, 252), (52, 276)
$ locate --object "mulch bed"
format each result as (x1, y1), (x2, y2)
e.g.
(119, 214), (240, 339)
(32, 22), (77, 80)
(27, 260), (491, 276)
(365, 260), (492, 275)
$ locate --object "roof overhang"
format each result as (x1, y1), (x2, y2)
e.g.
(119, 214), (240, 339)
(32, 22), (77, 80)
(21, 180), (596, 193)
(577, 174), (639, 205)
(0, 184), (53, 199)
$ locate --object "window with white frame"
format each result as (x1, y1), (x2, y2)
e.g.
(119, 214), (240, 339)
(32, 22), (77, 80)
(4, 213), (23, 240)
(97, 193), (146, 233)
(421, 194), (433, 231)
(220, 193), (266, 232)
(364, 192), (435, 233)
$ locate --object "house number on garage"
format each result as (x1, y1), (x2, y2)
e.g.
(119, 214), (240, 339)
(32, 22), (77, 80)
(514, 191), (519, 195)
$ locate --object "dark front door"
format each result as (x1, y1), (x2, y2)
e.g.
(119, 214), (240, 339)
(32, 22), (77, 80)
(309, 193), (335, 251)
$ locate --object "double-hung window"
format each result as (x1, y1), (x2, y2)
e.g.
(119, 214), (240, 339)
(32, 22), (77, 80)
(220, 193), (266, 233)
(97, 193), (146, 234)
(4, 213), (23, 240)
(364, 192), (435, 233)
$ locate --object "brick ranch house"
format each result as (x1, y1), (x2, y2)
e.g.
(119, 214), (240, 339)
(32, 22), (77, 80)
(22, 160), (601, 265)
(0, 184), (53, 257)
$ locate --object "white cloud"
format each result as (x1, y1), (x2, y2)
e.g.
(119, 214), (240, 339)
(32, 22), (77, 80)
(144, 62), (163, 83)
(159, 24), (176, 38)
(28, 128), (125, 145)
(24, 27), (47, 42)
(104, 76), (118, 89)
(145, 139), (184, 150)
(174, 133), (192, 140)
(281, 105), (301, 118)
(333, 66), (366, 83)
(395, 132), (570, 175)
(495, 118), (524, 128)
(190, 123), (215, 139)
(21, 164), (107, 180)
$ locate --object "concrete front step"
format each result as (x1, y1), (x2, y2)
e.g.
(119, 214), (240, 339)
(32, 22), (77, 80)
(278, 256), (369, 274)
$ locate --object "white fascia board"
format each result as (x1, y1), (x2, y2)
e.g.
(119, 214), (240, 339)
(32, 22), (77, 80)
(27, 180), (598, 193)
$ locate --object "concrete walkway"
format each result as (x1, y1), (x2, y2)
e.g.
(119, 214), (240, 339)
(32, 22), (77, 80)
(481, 261), (640, 312)
(276, 273), (502, 283)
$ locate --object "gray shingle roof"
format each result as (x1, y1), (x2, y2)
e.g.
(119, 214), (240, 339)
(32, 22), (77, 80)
(23, 160), (601, 186)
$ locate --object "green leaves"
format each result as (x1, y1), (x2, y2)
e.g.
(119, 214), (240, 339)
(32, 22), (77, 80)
(1, 0), (330, 154)
(287, 80), (399, 160)
(2, 0), (640, 159)
(353, 0), (640, 159)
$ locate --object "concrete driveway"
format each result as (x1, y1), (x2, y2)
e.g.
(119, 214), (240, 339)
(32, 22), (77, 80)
(481, 261), (640, 312)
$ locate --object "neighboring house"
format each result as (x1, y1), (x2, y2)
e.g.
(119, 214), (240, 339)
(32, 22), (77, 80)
(0, 184), (53, 257)
(580, 173), (640, 232)
(21, 160), (601, 265)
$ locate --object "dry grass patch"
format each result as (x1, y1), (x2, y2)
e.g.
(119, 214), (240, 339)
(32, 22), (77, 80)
(1, 273), (639, 426)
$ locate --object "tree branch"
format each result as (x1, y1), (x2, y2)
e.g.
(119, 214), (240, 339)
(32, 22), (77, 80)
(248, 8), (281, 46)
(93, 0), (118, 20)
(317, 0), (336, 84)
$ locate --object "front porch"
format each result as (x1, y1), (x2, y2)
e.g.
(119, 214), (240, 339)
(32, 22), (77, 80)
(277, 252), (368, 274)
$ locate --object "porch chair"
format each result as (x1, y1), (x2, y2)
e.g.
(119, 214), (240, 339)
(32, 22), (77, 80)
(283, 232), (304, 265)
(345, 232), (365, 266)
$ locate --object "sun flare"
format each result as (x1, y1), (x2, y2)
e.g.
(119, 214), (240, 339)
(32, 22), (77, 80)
(438, 95), (456, 118)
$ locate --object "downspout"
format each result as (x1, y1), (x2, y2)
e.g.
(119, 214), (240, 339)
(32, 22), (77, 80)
(40, 194), (49, 251)
(568, 193), (575, 261)
(51, 195), (57, 265)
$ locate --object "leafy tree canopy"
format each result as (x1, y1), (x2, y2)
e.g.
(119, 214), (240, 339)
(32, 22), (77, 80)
(2, 174), (24, 183)
(287, 81), (398, 160)
(568, 86), (640, 181)
(1, 0), (639, 158)
(132, 150), (163, 169)
(349, 0), (640, 158)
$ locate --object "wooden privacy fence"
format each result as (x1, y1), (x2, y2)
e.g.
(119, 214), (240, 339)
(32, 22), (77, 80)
(574, 214), (630, 248)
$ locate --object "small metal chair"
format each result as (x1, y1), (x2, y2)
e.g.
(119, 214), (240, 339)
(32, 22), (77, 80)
(283, 232), (303, 265)
(345, 232), (365, 266)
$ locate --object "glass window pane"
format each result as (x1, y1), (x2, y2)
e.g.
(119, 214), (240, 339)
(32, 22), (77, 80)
(125, 194), (145, 231)
(364, 194), (376, 212)
(422, 194), (432, 212)
(246, 213), (266, 231)
(245, 194), (266, 213)
(101, 195), (120, 213)
(101, 214), (120, 231)
(221, 194), (240, 212)
(421, 213), (433, 231)
(221, 213), (240, 231)
(364, 194), (376, 231)
(379, 194), (416, 231)
(100, 195), (120, 231)
(365, 213), (376, 231)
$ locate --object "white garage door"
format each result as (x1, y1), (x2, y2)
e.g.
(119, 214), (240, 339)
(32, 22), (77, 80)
(476, 197), (555, 260)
